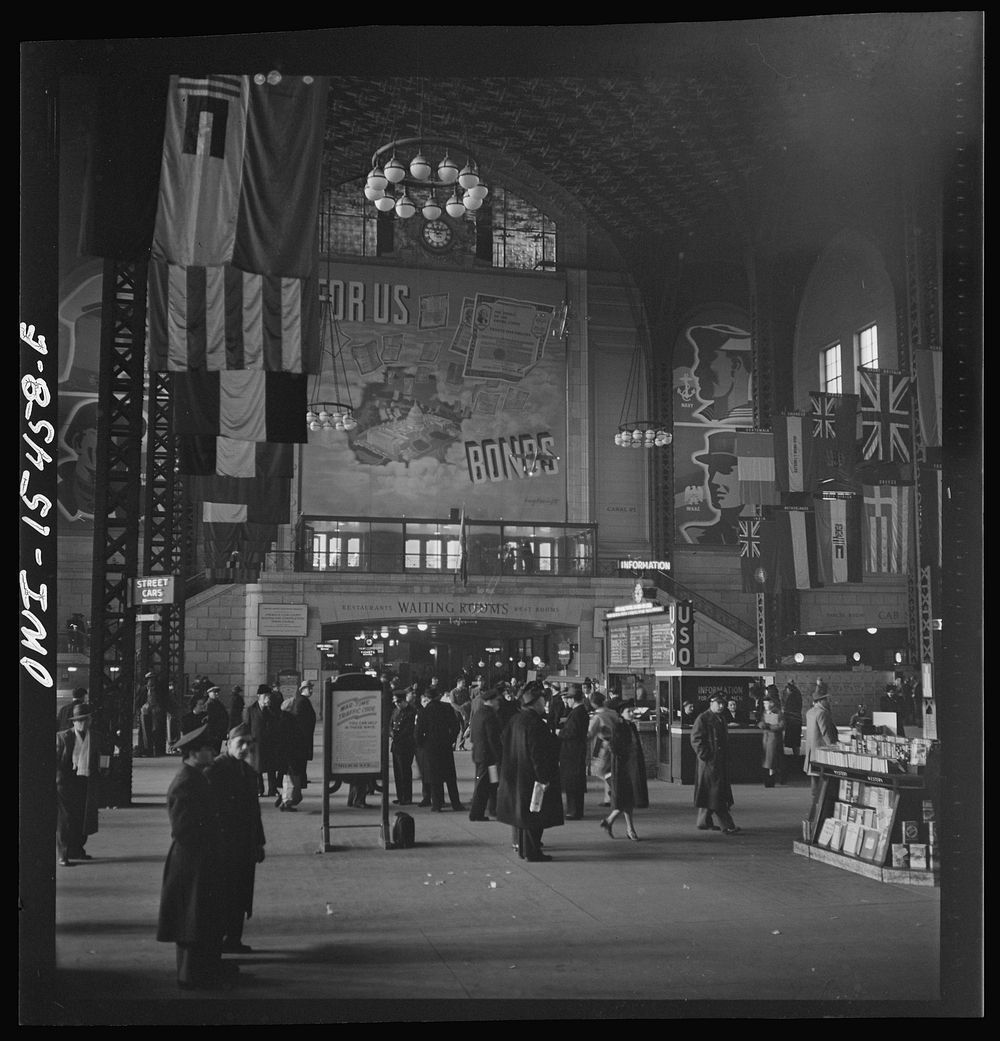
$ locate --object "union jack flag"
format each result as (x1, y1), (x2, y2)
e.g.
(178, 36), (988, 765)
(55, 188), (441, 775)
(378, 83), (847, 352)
(738, 517), (760, 558)
(858, 368), (912, 463)
(810, 392), (839, 440)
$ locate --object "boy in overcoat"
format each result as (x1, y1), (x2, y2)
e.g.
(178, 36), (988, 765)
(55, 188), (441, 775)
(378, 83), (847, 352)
(156, 725), (228, 990)
(496, 682), (564, 861)
(690, 694), (740, 834)
(204, 724), (266, 954)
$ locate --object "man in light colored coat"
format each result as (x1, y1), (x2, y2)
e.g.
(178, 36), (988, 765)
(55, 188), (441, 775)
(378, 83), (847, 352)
(803, 679), (838, 824)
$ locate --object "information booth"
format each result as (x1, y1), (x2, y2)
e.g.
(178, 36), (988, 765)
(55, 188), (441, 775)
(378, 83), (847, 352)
(652, 670), (770, 783)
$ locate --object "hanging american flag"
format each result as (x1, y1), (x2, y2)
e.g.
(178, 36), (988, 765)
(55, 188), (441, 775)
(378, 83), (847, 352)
(862, 483), (911, 573)
(858, 368), (912, 463)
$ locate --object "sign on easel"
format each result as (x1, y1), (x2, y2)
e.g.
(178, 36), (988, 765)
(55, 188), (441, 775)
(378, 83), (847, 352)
(330, 688), (382, 774)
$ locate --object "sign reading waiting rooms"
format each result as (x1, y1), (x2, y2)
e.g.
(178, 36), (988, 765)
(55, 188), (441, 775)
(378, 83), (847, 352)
(322, 594), (586, 625)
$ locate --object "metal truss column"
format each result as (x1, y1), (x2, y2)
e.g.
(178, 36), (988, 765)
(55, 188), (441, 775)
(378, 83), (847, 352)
(140, 371), (187, 730)
(88, 257), (148, 808)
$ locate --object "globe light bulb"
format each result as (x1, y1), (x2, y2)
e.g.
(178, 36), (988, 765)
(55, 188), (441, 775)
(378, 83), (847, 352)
(374, 194), (396, 212)
(463, 193), (483, 212)
(364, 184), (385, 201)
(409, 152), (432, 181)
(422, 196), (442, 221)
(445, 193), (466, 219)
(458, 163), (479, 189)
(395, 193), (416, 219)
(384, 155), (406, 183)
(367, 166), (387, 190)
(437, 155), (459, 183)
(466, 182), (488, 201)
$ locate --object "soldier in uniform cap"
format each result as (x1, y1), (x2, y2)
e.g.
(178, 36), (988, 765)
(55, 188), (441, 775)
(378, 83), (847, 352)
(157, 725), (231, 990)
(204, 724), (266, 955)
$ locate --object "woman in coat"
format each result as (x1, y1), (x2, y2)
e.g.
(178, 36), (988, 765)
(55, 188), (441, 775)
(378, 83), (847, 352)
(758, 687), (785, 787)
(156, 726), (227, 990)
(600, 704), (649, 840)
(781, 681), (803, 754)
(496, 682), (564, 861)
(558, 685), (590, 819)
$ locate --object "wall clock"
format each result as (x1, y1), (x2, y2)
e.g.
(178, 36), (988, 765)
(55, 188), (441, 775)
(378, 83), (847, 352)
(420, 218), (455, 253)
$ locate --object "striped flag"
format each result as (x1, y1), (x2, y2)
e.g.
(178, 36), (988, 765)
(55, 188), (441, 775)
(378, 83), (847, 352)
(775, 508), (820, 589)
(148, 260), (321, 373)
(736, 431), (777, 505)
(814, 495), (864, 584)
(862, 484), (911, 573)
(202, 498), (290, 526)
(173, 371), (307, 443)
(152, 74), (329, 277)
(858, 368), (913, 463)
(177, 436), (295, 478)
(773, 413), (816, 494)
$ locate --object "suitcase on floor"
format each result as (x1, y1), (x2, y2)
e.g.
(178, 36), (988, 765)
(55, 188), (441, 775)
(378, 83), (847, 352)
(392, 811), (415, 848)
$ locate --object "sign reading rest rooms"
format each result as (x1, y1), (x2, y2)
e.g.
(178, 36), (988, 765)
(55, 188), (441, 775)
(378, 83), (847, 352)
(133, 576), (176, 605)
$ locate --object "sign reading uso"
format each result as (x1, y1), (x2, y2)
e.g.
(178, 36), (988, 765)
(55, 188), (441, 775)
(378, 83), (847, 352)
(133, 576), (176, 606)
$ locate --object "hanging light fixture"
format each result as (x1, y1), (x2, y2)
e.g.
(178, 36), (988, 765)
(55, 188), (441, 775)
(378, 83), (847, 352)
(614, 343), (672, 449)
(306, 262), (357, 435)
(365, 138), (489, 223)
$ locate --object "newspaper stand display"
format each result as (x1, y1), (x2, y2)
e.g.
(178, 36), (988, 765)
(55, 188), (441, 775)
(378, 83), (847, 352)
(320, 672), (391, 852)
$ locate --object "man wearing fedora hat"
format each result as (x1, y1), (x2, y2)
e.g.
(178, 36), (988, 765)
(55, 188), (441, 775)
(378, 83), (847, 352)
(690, 694), (741, 834)
(803, 679), (838, 826)
(496, 681), (564, 861)
(681, 428), (749, 546)
(157, 725), (231, 990)
(56, 702), (107, 866)
(279, 680), (317, 809)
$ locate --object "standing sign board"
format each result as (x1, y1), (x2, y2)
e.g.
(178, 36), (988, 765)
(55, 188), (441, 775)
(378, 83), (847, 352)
(321, 673), (389, 852)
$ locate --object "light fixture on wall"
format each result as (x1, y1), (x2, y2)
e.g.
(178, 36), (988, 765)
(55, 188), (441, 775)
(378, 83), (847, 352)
(306, 264), (357, 435)
(366, 137), (488, 220)
(614, 344), (671, 448)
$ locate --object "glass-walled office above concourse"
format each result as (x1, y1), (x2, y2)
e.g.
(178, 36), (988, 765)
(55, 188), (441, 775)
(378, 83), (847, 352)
(288, 516), (596, 578)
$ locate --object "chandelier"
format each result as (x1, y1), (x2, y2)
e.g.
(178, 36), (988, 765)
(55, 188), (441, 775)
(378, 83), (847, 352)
(614, 344), (672, 448)
(306, 269), (357, 434)
(365, 137), (488, 219)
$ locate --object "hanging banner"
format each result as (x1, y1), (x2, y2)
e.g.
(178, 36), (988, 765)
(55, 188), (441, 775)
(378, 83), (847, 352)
(300, 263), (567, 519)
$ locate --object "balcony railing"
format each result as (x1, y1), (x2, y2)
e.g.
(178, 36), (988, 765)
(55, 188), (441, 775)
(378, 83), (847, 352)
(272, 516), (599, 579)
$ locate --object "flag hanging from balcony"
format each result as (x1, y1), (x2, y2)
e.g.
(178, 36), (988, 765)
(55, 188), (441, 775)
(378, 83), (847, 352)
(862, 483), (912, 573)
(809, 391), (859, 492)
(774, 507), (821, 589)
(152, 74), (329, 277)
(188, 475), (291, 521)
(173, 371), (307, 443)
(772, 412), (816, 494)
(177, 436), (295, 478)
(814, 494), (864, 584)
(147, 259), (321, 373)
(858, 368), (913, 464)
(736, 431), (778, 505)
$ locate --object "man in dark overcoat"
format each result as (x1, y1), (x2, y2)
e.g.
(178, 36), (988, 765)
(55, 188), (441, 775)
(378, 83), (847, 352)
(690, 693), (740, 834)
(558, 685), (590, 819)
(280, 680), (317, 808)
(496, 681), (564, 861)
(156, 725), (229, 990)
(468, 687), (503, 821)
(56, 702), (107, 865)
(204, 685), (230, 751)
(390, 688), (417, 806)
(204, 724), (266, 954)
(415, 690), (464, 811)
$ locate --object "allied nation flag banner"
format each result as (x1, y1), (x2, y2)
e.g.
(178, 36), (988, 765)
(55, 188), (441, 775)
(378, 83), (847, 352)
(152, 74), (329, 277)
(862, 483), (911, 574)
(148, 259), (321, 373)
(177, 436), (294, 478)
(736, 431), (777, 505)
(773, 413), (815, 494)
(858, 368), (913, 464)
(809, 391), (859, 490)
(173, 371), (308, 442)
(814, 495), (864, 585)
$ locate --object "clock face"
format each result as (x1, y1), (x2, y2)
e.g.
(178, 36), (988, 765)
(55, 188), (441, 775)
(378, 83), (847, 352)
(421, 218), (454, 252)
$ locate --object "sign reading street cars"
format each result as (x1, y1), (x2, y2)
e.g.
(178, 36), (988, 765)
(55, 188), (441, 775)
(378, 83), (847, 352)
(133, 576), (176, 606)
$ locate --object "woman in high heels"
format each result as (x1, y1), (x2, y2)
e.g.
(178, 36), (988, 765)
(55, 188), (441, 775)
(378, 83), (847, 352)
(599, 705), (649, 841)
